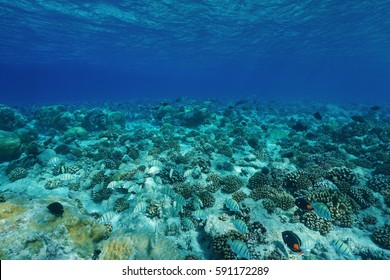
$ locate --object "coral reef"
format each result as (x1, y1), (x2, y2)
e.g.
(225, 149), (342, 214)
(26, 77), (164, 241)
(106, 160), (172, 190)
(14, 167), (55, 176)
(326, 167), (358, 192)
(0, 130), (21, 162)
(8, 167), (28, 182)
(368, 175), (390, 192)
(284, 170), (312, 193)
(221, 175), (243, 193)
(372, 225), (390, 250)
(247, 171), (270, 190)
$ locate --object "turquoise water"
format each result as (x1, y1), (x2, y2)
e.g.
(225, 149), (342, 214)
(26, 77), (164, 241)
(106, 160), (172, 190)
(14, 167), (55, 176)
(0, 1), (389, 260)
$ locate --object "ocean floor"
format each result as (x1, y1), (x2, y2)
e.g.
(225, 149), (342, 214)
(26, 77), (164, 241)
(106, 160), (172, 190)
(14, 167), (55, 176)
(0, 98), (389, 260)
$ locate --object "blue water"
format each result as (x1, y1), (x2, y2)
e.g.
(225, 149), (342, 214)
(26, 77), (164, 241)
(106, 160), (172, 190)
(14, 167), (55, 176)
(1, 0), (390, 104)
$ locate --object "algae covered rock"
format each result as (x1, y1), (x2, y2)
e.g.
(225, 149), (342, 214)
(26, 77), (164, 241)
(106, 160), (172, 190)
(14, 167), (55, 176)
(99, 229), (183, 260)
(0, 130), (21, 162)
(0, 196), (109, 259)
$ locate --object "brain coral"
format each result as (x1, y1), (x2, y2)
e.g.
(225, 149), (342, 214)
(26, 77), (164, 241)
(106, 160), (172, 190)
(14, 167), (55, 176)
(247, 171), (270, 190)
(326, 167), (358, 192)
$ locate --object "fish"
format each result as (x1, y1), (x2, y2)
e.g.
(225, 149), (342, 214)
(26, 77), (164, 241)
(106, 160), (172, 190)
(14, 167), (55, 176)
(312, 202), (332, 220)
(351, 115), (365, 123)
(369, 105), (381, 111)
(147, 166), (161, 175)
(232, 219), (248, 234)
(294, 197), (313, 211)
(47, 202), (64, 217)
(313, 112), (322, 120)
(133, 201), (147, 214)
(192, 209), (208, 220)
(192, 195), (203, 210)
(148, 160), (163, 167)
(161, 186), (175, 197)
(48, 157), (61, 167)
(174, 194), (187, 207)
(133, 171), (145, 183)
(183, 169), (193, 178)
(97, 211), (116, 224)
(225, 198), (240, 213)
(282, 231), (302, 254)
(59, 173), (73, 181)
(59, 165), (68, 174)
(332, 240), (352, 257)
(107, 181), (120, 189)
(182, 218), (195, 230)
(143, 177), (157, 188)
(227, 238), (250, 260)
(300, 238), (316, 251)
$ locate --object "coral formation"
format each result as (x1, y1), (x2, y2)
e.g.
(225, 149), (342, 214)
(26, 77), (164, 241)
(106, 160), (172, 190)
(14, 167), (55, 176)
(8, 167), (28, 182)
(0, 130), (21, 162)
(221, 175), (243, 193)
(372, 225), (390, 250)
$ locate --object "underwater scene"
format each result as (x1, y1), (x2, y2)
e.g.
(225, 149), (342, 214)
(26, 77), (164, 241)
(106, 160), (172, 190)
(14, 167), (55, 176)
(0, 1), (390, 260)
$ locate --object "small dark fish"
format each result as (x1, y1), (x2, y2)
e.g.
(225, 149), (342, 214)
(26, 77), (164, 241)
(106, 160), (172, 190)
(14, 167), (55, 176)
(47, 202), (64, 217)
(261, 166), (270, 175)
(282, 231), (302, 253)
(295, 198), (313, 211)
(313, 112), (322, 120)
(292, 121), (308, 132)
(351, 115), (365, 123)
(305, 132), (317, 140)
(260, 124), (268, 132)
(370, 105), (381, 111)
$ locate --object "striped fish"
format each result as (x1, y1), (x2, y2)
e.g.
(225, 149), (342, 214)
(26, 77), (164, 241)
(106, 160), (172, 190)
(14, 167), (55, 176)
(122, 182), (132, 189)
(332, 240), (352, 257)
(312, 202), (331, 220)
(97, 211), (116, 224)
(48, 157), (61, 167)
(133, 172), (145, 183)
(148, 159), (163, 167)
(183, 169), (193, 178)
(175, 194), (187, 207)
(225, 198), (240, 213)
(144, 177), (157, 188)
(192, 209), (208, 220)
(161, 186), (176, 197)
(133, 201), (147, 214)
(227, 238), (250, 260)
(169, 168), (174, 178)
(107, 181), (120, 189)
(193, 195), (203, 210)
(301, 238), (316, 251)
(154, 176), (163, 184)
(59, 173), (73, 181)
(182, 218), (195, 230)
(232, 219), (248, 234)
(147, 166), (161, 175)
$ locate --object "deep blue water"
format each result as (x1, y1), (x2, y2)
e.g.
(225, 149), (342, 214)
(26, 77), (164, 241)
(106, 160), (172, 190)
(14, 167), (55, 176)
(1, 0), (390, 104)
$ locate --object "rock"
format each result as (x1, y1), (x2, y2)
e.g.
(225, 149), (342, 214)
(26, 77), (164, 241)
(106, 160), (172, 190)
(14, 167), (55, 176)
(0, 196), (110, 259)
(0, 130), (21, 162)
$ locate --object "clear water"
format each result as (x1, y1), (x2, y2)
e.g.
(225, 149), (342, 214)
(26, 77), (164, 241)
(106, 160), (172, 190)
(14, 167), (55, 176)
(0, 0), (389, 104)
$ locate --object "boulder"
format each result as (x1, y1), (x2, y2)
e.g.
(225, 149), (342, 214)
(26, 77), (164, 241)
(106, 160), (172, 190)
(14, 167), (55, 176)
(0, 130), (21, 162)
